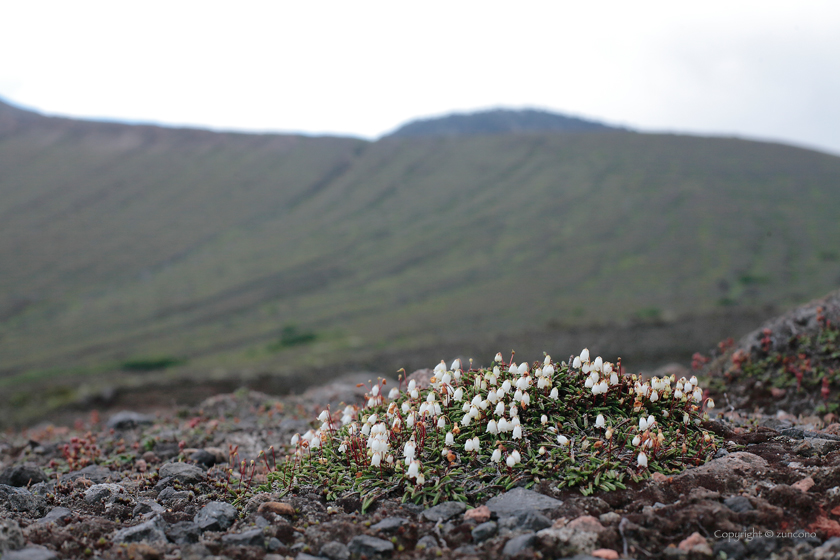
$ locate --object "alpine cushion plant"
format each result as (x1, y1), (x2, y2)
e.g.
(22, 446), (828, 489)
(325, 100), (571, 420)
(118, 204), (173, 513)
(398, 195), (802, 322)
(267, 350), (720, 506)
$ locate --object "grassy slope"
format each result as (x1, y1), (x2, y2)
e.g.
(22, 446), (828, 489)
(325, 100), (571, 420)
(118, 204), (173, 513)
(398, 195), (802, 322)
(2, 105), (840, 419)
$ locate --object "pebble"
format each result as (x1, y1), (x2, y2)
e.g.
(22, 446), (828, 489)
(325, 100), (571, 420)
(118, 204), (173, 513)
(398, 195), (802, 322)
(84, 483), (124, 504)
(36, 507), (73, 525)
(723, 496), (754, 513)
(814, 537), (840, 560)
(792, 476), (816, 492)
(598, 512), (621, 525)
(712, 539), (747, 560)
(0, 484), (47, 516)
(471, 521), (498, 542)
(194, 501), (238, 532)
(464, 505), (491, 523)
(499, 510), (552, 533)
(133, 499), (165, 517)
(107, 411), (155, 430)
(221, 528), (265, 547)
(0, 518), (25, 553)
(502, 532), (537, 556)
(258, 501), (296, 517)
(158, 462), (205, 484)
(165, 521), (201, 545)
(190, 449), (217, 467)
(320, 540), (350, 560)
(678, 532), (712, 556)
(415, 535), (439, 550)
(64, 465), (112, 484)
(1, 546), (59, 560)
(156, 486), (191, 504)
(0, 465), (49, 487)
(745, 536), (778, 557)
(592, 549), (620, 559)
(485, 487), (563, 517)
(370, 516), (407, 532)
(347, 535), (394, 556)
(113, 515), (167, 543)
(422, 500), (466, 522)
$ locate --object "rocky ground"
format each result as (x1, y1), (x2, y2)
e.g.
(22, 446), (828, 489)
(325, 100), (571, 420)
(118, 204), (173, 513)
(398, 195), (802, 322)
(2, 294), (840, 560)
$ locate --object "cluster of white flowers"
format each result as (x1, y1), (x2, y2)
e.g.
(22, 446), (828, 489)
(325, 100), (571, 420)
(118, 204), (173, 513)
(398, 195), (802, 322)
(286, 347), (717, 493)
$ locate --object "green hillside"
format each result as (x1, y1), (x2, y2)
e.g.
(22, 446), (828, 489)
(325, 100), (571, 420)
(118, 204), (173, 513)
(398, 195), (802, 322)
(2, 100), (840, 425)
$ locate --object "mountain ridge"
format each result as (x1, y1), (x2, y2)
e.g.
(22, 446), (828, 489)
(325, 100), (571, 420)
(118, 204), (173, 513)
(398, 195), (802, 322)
(386, 107), (623, 138)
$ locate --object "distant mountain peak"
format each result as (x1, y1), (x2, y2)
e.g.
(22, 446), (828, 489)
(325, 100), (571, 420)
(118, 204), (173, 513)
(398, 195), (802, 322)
(385, 108), (625, 138)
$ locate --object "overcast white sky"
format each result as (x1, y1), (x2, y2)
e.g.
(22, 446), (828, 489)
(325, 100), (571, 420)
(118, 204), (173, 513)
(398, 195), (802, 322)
(1, 1), (839, 154)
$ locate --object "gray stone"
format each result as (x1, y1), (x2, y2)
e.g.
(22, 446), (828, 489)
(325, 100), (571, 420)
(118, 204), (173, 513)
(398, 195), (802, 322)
(0, 465), (49, 487)
(0, 484), (47, 516)
(503, 533), (537, 556)
(181, 544), (213, 560)
(745, 536), (778, 557)
(348, 534), (394, 556)
(107, 410), (155, 429)
(471, 521), (498, 542)
(598, 512), (621, 525)
(320, 540), (350, 560)
(113, 515), (167, 543)
(713, 539), (746, 560)
(714, 448), (730, 458)
(191, 449), (218, 467)
(485, 487), (563, 517)
(2, 546), (59, 560)
(0, 519), (25, 553)
(133, 499), (165, 517)
(154, 442), (181, 460)
(453, 545), (479, 555)
(83, 483), (124, 504)
(159, 462), (205, 484)
(806, 437), (840, 455)
(267, 537), (282, 551)
(814, 537), (840, 560)
(166, 521), (201, 545)
(36, 506), (73, 525)
(29, 481), (55, 497)
(370, 516), (407, 532)
(156, 486), (191, 504)
(194, 501), (238, 532)
(723, 496), (754, 513)
(221, 528), (265, 547)
(63, 465), (112, 484)
(296, 554), (329, 560)
(781, 427), (806, 439)
(415, 535), (439, 550)
(422, 500), (467, 522)
(499, 510), (552, 534)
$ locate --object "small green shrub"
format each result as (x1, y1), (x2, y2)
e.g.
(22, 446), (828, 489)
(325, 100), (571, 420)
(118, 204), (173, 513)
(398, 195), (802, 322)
(269, 325), (317, 351)
(121, 356), (185, 371)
